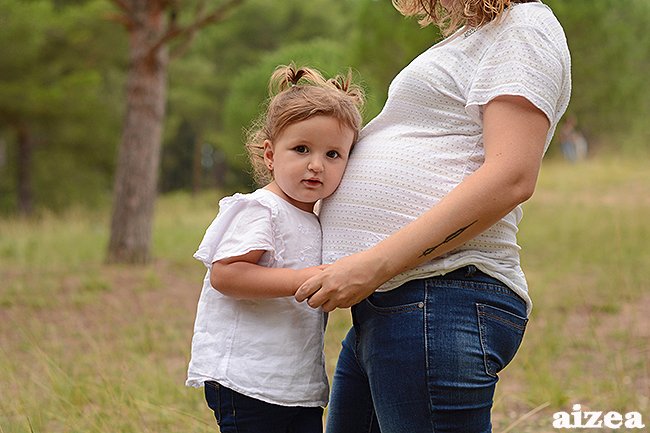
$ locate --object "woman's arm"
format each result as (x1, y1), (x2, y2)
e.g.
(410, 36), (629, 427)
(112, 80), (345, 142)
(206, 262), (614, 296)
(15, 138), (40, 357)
(211, 250), (325, 299)
(295, 95), (550, 311)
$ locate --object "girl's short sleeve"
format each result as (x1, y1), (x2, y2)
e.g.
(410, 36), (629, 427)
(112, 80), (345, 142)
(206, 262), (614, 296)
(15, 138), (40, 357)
(193, 194), (278, 268)
(466, 20), (568, 125)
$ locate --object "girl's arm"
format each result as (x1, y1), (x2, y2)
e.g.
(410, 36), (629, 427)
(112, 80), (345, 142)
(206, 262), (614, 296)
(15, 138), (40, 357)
(211, 250), (325, 299)
(295, 95), (550, 312)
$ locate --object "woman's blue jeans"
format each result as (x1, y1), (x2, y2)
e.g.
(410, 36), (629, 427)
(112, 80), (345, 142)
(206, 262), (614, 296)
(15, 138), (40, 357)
(204, 381), (323, 433)
(326, 265), (528, 433)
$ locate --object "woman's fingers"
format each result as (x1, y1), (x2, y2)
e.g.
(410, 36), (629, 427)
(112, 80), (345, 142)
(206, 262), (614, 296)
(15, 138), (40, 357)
(295, 276), (322, 303)
(302, 283), (340, 311)
(296, 276), (342, 310)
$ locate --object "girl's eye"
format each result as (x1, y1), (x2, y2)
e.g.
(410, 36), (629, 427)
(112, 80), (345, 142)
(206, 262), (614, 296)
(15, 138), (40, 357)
(294, 145), (308, 154)
(326, 150), (340, 159)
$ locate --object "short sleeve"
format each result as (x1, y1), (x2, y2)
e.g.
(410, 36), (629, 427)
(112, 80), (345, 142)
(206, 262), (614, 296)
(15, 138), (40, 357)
(193, 194), (278, 268)
(466, 21), (568, 125)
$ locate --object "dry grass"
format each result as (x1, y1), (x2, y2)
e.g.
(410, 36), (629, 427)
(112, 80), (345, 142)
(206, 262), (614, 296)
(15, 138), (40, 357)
(1, 157), (649, 432)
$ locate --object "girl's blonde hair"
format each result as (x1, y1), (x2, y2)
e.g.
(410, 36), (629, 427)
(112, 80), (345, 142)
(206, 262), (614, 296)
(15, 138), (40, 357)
(392, 0), (538, 35)
(245, 64), (365, 186)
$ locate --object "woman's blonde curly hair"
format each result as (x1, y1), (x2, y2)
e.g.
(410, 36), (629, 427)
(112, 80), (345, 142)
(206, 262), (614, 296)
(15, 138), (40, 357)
(245, 64), (365, 186)
(393, 0), (538, 35)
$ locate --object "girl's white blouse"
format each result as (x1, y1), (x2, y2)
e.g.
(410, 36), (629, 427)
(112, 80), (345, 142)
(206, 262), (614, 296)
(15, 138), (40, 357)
(186, 188), (328, 407)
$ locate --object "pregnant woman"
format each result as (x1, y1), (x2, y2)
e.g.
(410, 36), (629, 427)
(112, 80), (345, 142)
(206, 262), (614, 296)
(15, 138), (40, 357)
(295, 0), (571, 431)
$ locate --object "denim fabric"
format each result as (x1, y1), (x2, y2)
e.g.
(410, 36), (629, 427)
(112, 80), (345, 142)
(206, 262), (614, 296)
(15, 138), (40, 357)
(204, 381), (323, 433)
(326, 266), (528, 433)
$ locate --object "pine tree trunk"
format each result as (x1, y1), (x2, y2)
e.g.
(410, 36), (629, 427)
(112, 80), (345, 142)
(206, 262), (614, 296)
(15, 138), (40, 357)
(16, 125), (34, 216)
(191, 134), (203, 194)
(107, 3), (168, 264)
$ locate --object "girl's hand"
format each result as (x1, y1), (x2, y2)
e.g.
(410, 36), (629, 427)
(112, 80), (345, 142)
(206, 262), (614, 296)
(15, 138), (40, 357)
(295, 251), (388, 312)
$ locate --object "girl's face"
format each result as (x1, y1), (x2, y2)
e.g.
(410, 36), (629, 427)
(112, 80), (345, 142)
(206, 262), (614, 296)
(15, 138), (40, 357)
(263, 115), (355, 212)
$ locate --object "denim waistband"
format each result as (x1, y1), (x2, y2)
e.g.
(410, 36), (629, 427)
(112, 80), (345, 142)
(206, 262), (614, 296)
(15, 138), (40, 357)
(436, 265), (501, 284)
(428, 265), (522, 303)
(365, 265), (523, 312)
(388, 265), (510, 297)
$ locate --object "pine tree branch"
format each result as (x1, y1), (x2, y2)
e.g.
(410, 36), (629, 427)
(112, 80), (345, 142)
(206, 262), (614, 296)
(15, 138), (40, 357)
(147, 0), (245, 58)
(169, 30), (198, 60)
(105, 0), (136, 29)
(108, 0), (133, 14)
(105, 12), (136, 30)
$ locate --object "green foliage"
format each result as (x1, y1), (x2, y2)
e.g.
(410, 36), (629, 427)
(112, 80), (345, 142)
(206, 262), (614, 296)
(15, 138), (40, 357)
(1, 0), (650, 213)
(194, 0), (353, 77)
(0, 0), (125, 213)
(546, 0), (650, 152)
(348, 0), (441, 117)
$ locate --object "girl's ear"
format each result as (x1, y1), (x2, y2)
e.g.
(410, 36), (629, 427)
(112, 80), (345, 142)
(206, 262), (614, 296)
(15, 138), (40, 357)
(263, 139), (274, 171)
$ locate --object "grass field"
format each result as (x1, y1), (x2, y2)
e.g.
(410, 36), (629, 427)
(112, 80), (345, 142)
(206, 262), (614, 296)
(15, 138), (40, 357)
(1, 156), (648, 432)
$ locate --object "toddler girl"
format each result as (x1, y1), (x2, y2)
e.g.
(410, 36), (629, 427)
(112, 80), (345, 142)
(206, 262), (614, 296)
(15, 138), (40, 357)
(186, 64), (364, 433)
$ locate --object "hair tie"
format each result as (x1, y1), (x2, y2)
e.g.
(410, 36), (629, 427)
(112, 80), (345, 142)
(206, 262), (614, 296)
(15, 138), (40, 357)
(289, 69), (305, 87)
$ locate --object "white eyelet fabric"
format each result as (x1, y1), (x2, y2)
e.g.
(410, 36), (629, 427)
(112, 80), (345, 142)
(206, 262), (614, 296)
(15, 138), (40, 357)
(187, 189), (328, 407)
(320, 2), (571, 315)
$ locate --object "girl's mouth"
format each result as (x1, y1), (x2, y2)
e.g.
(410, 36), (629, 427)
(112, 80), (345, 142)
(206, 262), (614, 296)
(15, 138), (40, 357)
(302, 179), (323, 187)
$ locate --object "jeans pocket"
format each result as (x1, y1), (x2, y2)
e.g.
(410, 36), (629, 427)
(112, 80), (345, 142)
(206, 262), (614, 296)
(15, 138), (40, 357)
(204, 381), (221, 424)
(363, 281), (425, 315)
(364, 296), (424, 315)
(476, 303), (528, 378)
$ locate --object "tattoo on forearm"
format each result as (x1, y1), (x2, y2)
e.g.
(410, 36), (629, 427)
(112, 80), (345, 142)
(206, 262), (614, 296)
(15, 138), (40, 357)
(419, 220), (479, 258)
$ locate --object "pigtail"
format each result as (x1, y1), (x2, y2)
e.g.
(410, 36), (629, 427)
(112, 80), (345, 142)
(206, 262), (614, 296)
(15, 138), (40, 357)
(328, 70), (365, 109)
(268, 64), (328, 96)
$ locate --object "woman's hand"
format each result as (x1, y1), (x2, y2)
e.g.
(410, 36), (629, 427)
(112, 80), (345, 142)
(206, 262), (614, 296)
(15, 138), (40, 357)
(295, 250), (389, 312)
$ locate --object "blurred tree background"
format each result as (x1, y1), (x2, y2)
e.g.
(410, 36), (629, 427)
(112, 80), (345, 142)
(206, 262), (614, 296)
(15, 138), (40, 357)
(1, 0), (649, 216)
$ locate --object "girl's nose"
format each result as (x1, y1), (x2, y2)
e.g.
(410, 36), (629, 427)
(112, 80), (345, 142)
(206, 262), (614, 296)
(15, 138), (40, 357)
(308, 157), (324, 172)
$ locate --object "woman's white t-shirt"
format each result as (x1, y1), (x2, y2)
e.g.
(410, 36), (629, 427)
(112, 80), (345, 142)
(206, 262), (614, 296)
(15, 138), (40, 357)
(320, 2), (571, 315)
(186, 188), (328, 407)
